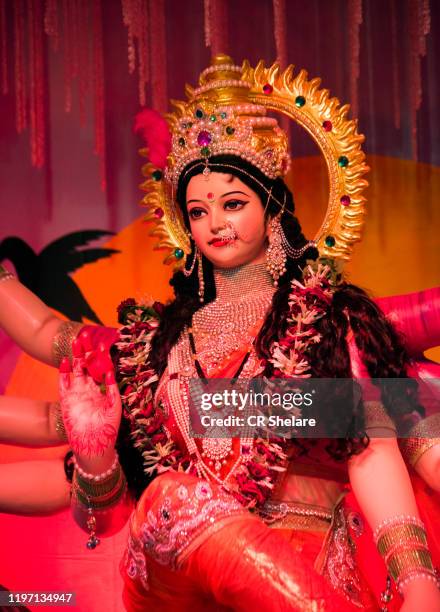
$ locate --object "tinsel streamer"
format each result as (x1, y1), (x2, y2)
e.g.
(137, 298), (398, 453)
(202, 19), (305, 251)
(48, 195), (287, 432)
(204, 0), (211, 47)
(347, 0), (363, 118)
(78, 0), (90, 126)
(121, 0), (137, 74)
(28, 0), (45, 167)
(0, 0), (8, 94)
(208, 0), (228, 56)
(137, 0), (148, 106)
(272, 0), (289, 136)
(390, 0), (401, 129)
(149, 0), (167, 112)
(44, 0), (59, 50)
(14, 0), (26, 134)
(92, 0), (106, 191)
(408, 0), (430, 160)
(71, 0), (80, 81)
(62, 0), (73, 112)
(121, 0), (149, 106)
(273, 0), (287, 68)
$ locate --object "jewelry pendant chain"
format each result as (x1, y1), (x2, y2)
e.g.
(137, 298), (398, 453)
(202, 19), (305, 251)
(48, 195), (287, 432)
(165, 262), (274, 485)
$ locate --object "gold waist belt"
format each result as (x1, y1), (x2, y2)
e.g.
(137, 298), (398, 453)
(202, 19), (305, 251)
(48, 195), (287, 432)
(260, 500), (333, 532)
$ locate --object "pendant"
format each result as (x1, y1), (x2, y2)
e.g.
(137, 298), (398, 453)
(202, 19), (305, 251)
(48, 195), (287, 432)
(201, 427), (233, 474)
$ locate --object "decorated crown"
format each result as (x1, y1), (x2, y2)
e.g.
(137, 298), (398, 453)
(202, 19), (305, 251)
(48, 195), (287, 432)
(139, 54), (369, 268)
(165, 98), (290, 186)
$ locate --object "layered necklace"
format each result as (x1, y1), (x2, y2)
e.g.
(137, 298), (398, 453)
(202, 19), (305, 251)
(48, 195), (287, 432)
(166, 262), (275, 485)
(171, 262), (275, 376)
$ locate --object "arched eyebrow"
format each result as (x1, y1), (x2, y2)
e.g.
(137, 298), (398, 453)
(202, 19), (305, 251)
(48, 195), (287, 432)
(186, 190), (249, 205)
(220, 190), (250, 198)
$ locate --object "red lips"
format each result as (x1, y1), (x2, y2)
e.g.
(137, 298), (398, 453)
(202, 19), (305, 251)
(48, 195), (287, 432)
(209, 238), (235, 247)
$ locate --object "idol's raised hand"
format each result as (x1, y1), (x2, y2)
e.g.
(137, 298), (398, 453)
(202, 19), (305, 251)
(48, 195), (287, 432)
(58, 338), (121, 464)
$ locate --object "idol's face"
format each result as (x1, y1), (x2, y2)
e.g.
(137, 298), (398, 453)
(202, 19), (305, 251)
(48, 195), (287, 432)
(186, 172), (268, 268)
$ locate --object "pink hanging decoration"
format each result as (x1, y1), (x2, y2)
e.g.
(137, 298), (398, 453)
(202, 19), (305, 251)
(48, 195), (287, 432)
(408, 0), (430, 160)
(149, 0), (167, 112)
(273, 0), (287, 68)
(347, 0), (363, 118)
(62, 0), (73, 113)
(78, 0), (90, 126)
(204, 0), (228, 56)
(121, 0), (149, 106)
(28, 0), (45, 168)
(0, 0), (8, 95)
(92, 0), (106, 191)
(71, 0), (80, 82)
(44, 0), (59, 51)
(121, 0), (138, 74)
(390, 0), (401, 129)
(204, 0), (211, 47)
(14, 0), (27, 134)
(137, 0), (149, 106)
(134, 108), (171, 169)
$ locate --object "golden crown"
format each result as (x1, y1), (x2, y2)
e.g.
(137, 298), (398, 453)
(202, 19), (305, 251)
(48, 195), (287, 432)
(141, 54), (369, 267)
(165, 99), (290, 186)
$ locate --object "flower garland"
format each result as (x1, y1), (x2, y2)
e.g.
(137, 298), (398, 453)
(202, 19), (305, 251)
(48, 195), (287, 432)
(113, 261), (336, 510)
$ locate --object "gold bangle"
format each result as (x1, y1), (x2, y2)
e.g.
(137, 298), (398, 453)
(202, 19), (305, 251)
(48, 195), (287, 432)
(75, 466), (122, 497)
(52, 320), (83, 367)
(72, 472), (127, 510)
(377, 523), (428, 557)
(387, 547), (434, 582)
(399, 436), (440, 467)
(49, 401), (68, 442)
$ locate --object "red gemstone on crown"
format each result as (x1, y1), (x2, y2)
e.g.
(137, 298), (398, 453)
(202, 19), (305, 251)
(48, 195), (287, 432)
(154, 207), (164, 218)
(263, 83), (273, 95)
(323, 120), (333, 132)
(340, 195), (351, 206)
(197, 131), (212, 146)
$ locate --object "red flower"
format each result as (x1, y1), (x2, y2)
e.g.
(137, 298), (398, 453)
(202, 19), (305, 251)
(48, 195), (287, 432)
(239, 480), (267, 505)
(117, 298), (137, 323)
(139, 400), (155, 419)
(247, 462), (271, 480)
(151, 431), (168, 445)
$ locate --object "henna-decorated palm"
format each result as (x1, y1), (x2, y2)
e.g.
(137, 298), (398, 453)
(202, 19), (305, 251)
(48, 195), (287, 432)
(59, 339), (121, 461)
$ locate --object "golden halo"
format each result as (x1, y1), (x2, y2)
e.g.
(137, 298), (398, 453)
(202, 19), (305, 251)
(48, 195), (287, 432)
(140, 55), (369, 268)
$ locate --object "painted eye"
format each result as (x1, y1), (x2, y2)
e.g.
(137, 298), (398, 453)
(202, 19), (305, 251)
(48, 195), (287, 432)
(224, 199), (247, 210)
(188, 208), (206, 219)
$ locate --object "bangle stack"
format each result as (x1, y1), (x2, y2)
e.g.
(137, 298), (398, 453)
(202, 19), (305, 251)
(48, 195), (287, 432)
(374, 515), (438, 595)
(52, 320), (83, 367)
(71, 454), (126, 549)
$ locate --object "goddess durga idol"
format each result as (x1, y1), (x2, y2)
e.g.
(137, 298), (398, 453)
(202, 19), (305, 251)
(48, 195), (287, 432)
(1, 55), (439, 611)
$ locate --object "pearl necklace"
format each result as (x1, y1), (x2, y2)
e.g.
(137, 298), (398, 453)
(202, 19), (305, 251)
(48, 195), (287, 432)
(165, 262), (273, 484)
(191, 262), (275, 373)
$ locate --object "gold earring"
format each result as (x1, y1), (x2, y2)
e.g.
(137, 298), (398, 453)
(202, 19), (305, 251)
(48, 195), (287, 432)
(183, 245), (198, 277)
(197, 251), (205, 303)
(266, 214), (287, 287)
